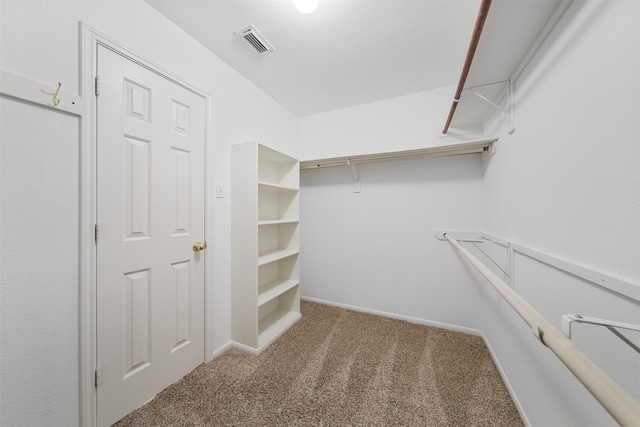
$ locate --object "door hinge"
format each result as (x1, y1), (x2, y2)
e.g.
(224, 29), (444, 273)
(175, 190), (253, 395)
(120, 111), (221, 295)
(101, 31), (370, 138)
(94, 223), (101, 243)
(94, 76), (101, 96)
(94, 367), (101, 387)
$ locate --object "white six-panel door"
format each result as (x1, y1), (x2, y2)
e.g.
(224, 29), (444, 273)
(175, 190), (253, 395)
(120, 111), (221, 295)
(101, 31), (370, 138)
(96, 45), (206, 427)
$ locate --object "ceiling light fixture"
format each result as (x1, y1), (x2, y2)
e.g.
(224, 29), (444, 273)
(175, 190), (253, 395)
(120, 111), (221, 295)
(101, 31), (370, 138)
(293, 0), (319, 14)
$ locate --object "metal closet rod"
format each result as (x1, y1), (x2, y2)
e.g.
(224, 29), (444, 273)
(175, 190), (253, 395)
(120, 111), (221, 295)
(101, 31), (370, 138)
(443, 233), (640, 426)
(442, 0), (492, 134)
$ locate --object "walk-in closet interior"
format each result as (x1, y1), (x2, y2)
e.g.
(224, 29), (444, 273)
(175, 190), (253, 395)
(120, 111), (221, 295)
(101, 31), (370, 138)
(1, 0), (638, 426)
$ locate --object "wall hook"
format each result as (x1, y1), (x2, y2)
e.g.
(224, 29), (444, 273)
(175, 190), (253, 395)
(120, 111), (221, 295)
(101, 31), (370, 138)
(52, 82), (62, 106)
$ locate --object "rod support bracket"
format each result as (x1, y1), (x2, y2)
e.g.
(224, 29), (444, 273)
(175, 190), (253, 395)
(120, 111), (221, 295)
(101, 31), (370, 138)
(347, 159), (361, 193)
(531, 321), (545, 345)
(562, 313), (640, 338)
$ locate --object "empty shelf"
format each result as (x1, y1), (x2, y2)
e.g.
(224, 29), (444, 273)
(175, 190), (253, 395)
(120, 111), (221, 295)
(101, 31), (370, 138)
(258, 219), (299, 226)
(258, 279), (300, 307)
(258, 309), (302, 347)
(258, 249), (299, 266)
(258, 181), (298, 192)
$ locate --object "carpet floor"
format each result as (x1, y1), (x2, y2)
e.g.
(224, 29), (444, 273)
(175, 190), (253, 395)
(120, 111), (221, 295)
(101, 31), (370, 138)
(115, 301), (523, 426)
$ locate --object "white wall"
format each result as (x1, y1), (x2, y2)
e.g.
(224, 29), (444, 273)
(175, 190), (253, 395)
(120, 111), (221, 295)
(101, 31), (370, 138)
(478, 1), (640, 425)
(3, 0), (638, 426)
(1, 99), (81, 426)
(0, 1), (297, 425)
(298, 88), (489, 331)
(301, 155), (485, 329)
(298, 86), (481, 160)
(298, 1), (640, 426)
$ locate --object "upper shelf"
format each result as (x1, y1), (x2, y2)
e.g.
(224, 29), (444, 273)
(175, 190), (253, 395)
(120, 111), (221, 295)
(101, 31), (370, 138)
(446, 0), (571, 132)
(300, 139), (496, 170)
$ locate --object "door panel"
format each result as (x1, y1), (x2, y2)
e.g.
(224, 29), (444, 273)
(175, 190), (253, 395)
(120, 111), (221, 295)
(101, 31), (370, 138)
(96, 45), (206, 427)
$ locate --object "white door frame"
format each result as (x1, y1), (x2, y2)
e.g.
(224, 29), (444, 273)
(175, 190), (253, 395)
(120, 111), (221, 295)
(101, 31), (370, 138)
(79, 24), (213, 427)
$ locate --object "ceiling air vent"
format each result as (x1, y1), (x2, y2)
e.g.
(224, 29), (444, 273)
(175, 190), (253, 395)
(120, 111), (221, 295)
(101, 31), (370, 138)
(238, 25), (274, 55)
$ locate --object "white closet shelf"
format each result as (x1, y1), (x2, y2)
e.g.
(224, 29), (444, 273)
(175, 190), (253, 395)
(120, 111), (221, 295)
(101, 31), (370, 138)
(258, 182), (298, 192)
(258, 309), (302, 347)
(300, 139), (496, 170)
(258, 279), (300, 307)
(258, 219), (300, 226)
(258, 249), (299, 266)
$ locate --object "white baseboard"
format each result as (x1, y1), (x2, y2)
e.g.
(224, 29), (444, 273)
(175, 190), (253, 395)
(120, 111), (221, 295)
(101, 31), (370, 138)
(301, 296), (483, 336)
(230, 341), (261, 356)
(208, 340), (273, 358)
(209, 341), (234, 360)
(478, 332), (531, 427)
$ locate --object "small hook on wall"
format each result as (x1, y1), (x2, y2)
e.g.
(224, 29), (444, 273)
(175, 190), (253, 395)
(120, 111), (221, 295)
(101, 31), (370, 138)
(53, 82), (62, 106)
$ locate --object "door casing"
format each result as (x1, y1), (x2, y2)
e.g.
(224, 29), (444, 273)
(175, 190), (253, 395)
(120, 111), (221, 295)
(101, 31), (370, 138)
(80, 24), (212, 427)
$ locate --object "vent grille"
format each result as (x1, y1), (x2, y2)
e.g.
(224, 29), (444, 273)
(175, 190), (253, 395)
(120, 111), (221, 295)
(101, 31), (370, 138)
(239, 25), (274, 55)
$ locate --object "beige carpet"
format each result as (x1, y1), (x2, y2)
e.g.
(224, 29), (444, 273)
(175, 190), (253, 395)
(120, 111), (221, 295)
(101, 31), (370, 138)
(115, 301), (523, 426)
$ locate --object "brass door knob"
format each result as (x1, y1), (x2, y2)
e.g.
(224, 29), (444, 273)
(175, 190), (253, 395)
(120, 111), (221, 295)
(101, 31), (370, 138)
(193, 241), (207, 252)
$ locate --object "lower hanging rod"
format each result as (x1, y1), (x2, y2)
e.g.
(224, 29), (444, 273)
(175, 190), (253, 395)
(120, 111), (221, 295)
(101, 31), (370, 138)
(443, 233), (640, 426)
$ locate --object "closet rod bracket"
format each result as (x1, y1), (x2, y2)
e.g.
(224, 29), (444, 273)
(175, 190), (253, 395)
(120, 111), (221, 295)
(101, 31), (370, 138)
(531, 321), (545, 345)
(562, 314), (640, 353)
(347, 159), (361, 193)
(465, 79), (515, 135)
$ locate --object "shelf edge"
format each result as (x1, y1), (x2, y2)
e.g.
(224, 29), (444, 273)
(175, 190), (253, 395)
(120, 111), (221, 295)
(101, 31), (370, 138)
(300, 138), (497, 170)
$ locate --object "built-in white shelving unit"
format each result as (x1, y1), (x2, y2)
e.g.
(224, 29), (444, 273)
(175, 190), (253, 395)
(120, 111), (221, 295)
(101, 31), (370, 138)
(231, 142), (301, 353)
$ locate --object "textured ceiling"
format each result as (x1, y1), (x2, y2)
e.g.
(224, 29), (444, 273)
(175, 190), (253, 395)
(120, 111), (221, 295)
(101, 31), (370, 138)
(145, 0), (561, 119)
